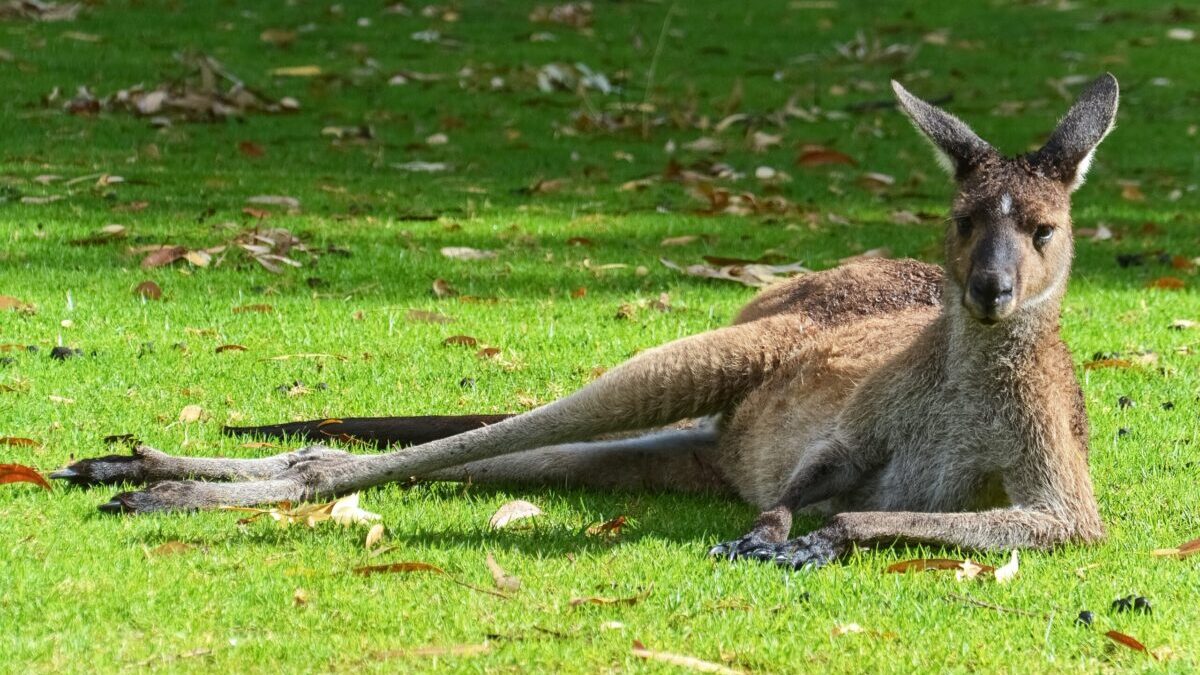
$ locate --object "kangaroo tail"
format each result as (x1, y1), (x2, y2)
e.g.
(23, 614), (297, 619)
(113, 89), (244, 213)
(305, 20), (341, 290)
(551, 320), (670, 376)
(222, 414), (514, 448)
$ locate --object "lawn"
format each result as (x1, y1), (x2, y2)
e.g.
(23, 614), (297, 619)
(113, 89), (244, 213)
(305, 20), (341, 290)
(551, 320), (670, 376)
(1, 0), (1199, 672)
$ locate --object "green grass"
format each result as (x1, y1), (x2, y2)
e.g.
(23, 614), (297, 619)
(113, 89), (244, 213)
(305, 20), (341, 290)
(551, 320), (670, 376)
(2, 0), (1199, 672)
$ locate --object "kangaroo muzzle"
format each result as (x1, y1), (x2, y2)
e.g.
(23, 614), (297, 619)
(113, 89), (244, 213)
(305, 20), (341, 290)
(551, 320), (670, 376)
(964, 232), (1019, 323)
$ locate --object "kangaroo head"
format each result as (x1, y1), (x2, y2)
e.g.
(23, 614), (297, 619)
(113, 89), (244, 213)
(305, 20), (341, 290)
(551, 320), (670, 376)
(892, 74), (1119, 324)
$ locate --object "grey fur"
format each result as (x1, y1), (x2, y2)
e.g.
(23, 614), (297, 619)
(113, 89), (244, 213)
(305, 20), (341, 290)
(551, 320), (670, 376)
(62, 77), (1119, 573)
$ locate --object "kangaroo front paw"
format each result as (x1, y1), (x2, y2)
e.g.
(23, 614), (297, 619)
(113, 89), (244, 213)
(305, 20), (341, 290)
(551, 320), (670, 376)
(708, 531), (783, 561)
(50, 445), (171, 487)
(766, 530), (844, 570)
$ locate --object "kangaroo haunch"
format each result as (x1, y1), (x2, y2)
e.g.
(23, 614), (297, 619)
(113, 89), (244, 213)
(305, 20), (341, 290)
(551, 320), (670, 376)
(54, 75), (1120, 570)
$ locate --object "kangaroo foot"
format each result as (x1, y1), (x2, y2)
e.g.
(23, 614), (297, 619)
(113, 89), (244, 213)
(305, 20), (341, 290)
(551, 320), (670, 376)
(708, 530), (786, 561)
(754, 529), (845, 570)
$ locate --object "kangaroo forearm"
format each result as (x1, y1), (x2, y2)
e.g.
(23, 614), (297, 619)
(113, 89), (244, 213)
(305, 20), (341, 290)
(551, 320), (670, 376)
(829, 507), (1099, 551)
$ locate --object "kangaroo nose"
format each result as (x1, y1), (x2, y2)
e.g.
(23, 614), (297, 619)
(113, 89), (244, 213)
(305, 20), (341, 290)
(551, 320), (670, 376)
(969, 272), (1014, 308)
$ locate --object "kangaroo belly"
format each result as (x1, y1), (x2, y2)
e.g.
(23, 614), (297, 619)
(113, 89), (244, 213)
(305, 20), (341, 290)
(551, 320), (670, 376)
(717, 308), (937, 508)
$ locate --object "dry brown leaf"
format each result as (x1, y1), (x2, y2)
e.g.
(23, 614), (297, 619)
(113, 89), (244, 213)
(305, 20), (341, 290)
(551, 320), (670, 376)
(134, 280), (162, 300)
(797, 145), (857, 167)
(485, 553), (521, 592)
(660, 258), (808, 288)
(1170, 319), (1197, 330)
(0, 464), (52, 491)
(1147, 277), (1186, 290)
(0, 296), (34, 312)
(432, 278), (457, 298)
(353, 561), (511, 598)
(661, 235), (699, 247)
(885, 558), (995, 575)
(293, 587), (309, 606)
(1151, 536), (1200, 559)
(442, 335), (479, 347)
(955, 559), (988, 581)
(406, 309), (454, 324)
(0, 437), (41, 448)
(570, 586), (652, 607)
(586, 514), (628, 537)
(215, 344), (248, 353)
(631, 646), (741, 674)
(476, 347), (501, 359)
(178, 405), (203, 424)
(1105, 630), (1150, 655)
(488, 499), (543, 529)
(141, 246), (188, 269)
(148, 541), (196, 556)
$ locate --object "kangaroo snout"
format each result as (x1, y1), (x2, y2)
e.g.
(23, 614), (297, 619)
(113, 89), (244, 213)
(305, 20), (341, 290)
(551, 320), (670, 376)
(965, 268), (1015, 322)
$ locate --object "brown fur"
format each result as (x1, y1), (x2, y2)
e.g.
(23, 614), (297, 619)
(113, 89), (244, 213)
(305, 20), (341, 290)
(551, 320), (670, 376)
(57, 75), (1120, 569)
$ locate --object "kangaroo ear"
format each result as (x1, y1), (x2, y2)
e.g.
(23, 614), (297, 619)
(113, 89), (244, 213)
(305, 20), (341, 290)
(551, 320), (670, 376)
(1033, 74), (1119, 191)
(891, 80), (996, 179)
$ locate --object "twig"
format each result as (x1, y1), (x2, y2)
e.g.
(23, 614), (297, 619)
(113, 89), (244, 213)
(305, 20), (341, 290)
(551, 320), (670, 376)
(944, 592), (1049, 619)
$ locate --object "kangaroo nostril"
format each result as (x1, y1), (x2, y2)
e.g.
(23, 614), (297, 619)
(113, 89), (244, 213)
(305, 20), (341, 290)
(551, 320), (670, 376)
(970, 273), (1014, 307)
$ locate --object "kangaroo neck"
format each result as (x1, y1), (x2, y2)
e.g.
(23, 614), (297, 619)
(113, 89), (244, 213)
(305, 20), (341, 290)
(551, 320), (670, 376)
(937, 280), (1063, 378)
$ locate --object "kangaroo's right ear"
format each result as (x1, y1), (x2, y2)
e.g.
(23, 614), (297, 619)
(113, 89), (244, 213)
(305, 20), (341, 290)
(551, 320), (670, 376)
(1032, 73), (1119, 191)
(891, 81), (996, 179)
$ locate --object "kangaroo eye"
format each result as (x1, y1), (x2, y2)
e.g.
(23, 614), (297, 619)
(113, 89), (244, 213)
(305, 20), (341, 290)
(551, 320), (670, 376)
(1033, 225), (1054, 247)
(955, 216), (972, 237)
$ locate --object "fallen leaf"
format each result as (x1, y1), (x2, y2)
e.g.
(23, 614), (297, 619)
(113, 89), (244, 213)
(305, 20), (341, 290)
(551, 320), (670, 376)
(0, 296), (35, 313)
(238, 141), (265, 157)
(570, 586), (652, 607)
(885, 558), (995, 575)
(1169, 319), (1196, 330)
(353, 561), (511, 599)
(329, 493), (381, 526)
(476, 347), (501, 359)
(215, 344), (248, 353)
(441, 247), (498, 261)
(586, 514), (628, 537)
(631, 646), (741, 674)
(661, 235), (699, 247)
(406, 309), (454, 324)
(0, 464), (52, 490)
(48, 395), (74, 404)
(365, 523), (385, 550)
(485, 553), (521, 592)
(797, 145), (857, 167)
(178, 405), (203, 423)
(955, 560), (988, 581)
(0, 437), (41, 447)
(993, 550), (1019, 584)
(1150, 536), (1200, 559)
(293, 587), (309, 606)
(1105, 630), (1149, 655)
(432, 278), (457, 298)
(660, 258), (808, 288)
(443, 335), (479, 347)
(1147, 277), (1185, 290)
(832, 623), (866, 637)
(134, 280), (162, 300)
(488, 499), (543, 529)
(149, 541), (196, 556)
(141, 246), (188, 269)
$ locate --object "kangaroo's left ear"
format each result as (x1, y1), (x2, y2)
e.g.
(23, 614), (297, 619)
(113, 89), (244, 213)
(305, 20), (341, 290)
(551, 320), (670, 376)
(1033, 74), (1119, 191)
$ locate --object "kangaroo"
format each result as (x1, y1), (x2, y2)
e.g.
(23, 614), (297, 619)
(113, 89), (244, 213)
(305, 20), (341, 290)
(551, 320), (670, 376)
(52, 75), (1119, 569)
